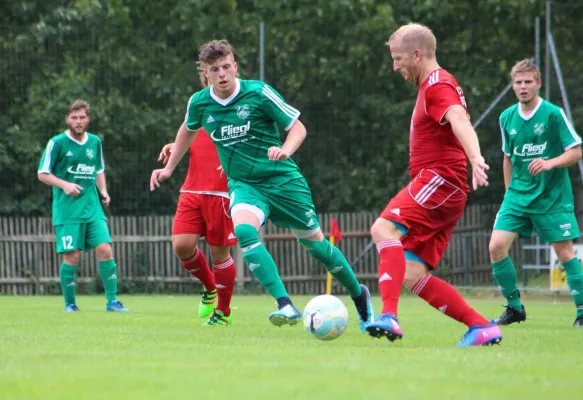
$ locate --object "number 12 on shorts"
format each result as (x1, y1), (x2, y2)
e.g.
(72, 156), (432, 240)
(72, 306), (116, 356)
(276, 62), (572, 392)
(62, 235), (74, 250)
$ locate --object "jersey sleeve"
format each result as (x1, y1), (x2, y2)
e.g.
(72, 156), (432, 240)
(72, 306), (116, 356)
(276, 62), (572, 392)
(556, 108), (582, 150)
(184, 94), (202, 132)
(499, 114), (511, 156)
(425, 83), (464, 125)
(38, 139), (58, 174)
(96, 139), (105, 174)
(260, 84), (301, 131)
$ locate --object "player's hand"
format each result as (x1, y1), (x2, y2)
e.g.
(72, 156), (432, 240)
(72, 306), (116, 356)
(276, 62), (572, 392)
(217, 165), (225, 177)
(150, 168), (173, 191)
(99, 192), (111, 206)
(158, 143), (174, 165)
(63, 182), (83, 196)
(470, 155), (490, 190)
(528, 158), (554, 176)
(267, 146), (290, 161)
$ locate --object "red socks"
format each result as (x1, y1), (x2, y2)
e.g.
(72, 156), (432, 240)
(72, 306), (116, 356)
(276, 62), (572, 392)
(377, 240), (406, 316)
(412, 275), (489, 327)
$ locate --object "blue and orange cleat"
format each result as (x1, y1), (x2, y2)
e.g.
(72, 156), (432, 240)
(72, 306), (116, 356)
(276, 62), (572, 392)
(268, 304), (302, 327)
(457, 320), (502, 347)
(366, 313), (403, 342)
(64, 304), (80, 312)
(106, 300), (130, 312)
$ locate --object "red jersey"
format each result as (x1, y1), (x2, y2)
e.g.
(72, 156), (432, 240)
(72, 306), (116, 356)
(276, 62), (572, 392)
(180, 128), (228, 194)
(409, 69), (469, 192)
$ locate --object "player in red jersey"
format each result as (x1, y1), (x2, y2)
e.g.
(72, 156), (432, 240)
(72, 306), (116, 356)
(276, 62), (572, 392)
(365, 23), (503, 346)
(155, 69), (237, 326)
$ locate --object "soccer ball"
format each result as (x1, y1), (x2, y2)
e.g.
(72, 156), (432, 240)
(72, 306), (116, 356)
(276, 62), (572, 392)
(303, 295), (349, 341)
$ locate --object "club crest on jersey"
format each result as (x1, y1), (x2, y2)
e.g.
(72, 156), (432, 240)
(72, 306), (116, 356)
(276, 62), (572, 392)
(533, 123), (545, 136)
(236, 104), (250, 120)
(85, 149), (95, 159)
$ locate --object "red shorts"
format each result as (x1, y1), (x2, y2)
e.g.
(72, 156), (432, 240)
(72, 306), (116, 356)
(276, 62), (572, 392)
(379, 169), (467, 268)
(172, 193), (237, 247)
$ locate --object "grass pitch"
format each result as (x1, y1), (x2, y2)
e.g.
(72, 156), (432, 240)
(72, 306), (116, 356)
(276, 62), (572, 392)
(1, 295), (581, 400)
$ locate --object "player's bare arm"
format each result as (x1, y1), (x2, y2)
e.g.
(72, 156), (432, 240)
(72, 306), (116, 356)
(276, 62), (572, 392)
(445, 105), (490, 190)
(38, 173), (83, 196)
(96, 172), (111, 206)
(267, 120), (307, 161)
(503, 155), (513, 190)
(150, 122), (197, 191)
(528, 145), (582, 176)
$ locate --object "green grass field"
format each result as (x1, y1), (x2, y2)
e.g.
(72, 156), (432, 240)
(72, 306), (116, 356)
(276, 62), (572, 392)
(1, 295), (581, 400)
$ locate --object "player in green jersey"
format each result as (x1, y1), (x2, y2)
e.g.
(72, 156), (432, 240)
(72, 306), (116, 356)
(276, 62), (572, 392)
(38, 100), (129, 313)
(150, 40), (375, 331)
(489, 59), (583, 327)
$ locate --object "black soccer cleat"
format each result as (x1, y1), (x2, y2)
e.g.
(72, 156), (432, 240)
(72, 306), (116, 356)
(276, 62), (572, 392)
(495, 305), (526, 326)
(574, 315), (583, 328)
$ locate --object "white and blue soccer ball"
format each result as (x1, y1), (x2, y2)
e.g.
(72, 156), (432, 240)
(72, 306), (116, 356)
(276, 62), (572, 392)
(303, 295), (349, 341)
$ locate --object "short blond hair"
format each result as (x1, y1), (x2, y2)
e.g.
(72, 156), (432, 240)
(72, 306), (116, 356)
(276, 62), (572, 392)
(510, 59), (541, 81)
(66, 99), (90, 116)
(387, 23), (436, 59)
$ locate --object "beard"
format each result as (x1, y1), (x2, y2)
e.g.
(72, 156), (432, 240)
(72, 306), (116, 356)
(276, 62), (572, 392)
(68, 124), (87, 136)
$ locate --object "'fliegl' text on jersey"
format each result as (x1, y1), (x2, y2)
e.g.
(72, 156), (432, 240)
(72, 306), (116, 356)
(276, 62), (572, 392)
(513, 142), (547, 158)
(210, 121), (255, 147)
(67, 163), (96, 179)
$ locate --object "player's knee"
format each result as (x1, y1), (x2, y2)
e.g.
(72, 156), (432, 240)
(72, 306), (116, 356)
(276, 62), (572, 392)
(370, 218), (402, 243)
(234, 224), (260, 249)
(95, 243), (112, 260)
(554, 243), (576, 263)
(63, 251), (81, 266)
(172, 237), (199, 259)
(488, 239), (508, 261)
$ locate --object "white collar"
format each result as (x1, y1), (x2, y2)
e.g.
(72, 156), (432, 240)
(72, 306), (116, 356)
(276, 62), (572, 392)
(210, 79), (241, 106)
(518, 97), (542, 121)
(66, 130), (88, 145)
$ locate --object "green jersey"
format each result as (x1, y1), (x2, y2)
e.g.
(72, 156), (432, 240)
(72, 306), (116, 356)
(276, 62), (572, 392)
(499, 98), (581, 213)
(38, 131), (106, 225)
(185, 79), (302, 183)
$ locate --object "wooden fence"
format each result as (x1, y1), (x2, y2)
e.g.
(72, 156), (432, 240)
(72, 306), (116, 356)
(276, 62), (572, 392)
(0, 205), (540, 295)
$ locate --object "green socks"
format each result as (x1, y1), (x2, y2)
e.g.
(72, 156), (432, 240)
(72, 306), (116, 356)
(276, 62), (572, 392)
(299, 238), (362, 297)
(492, 256), (522, 310)
(60, 263), (77, 306)
(562, 257), (583, 317)
(242, 243), (289, 299)
(98, 259), (118, 304)
(234, 224), (289, 300)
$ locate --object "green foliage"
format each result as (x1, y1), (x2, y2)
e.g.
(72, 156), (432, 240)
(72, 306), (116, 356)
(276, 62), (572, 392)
(1, 0), (582, 215)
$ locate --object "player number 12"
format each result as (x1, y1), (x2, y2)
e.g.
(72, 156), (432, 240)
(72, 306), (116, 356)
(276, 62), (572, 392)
(62, 235), (74, 250)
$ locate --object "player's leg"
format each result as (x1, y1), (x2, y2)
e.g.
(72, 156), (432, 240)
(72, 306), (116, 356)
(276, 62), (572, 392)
(265, 176), (373, 329)
(202, 245), (235, 326)
(364, 188), (409, 340)
(172, 194), (217, 317)
(61, 250), (81, 312)
(489, 207), (532, 324)
(294, 228), (375, 333)
(229, 180), (299, 326)
(56, 224), (85, 311)
(534, 212), (583, 326)
(87, 220), (129, 312)
(551, 241), (583, 326)
(202, 196), (237, 326)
